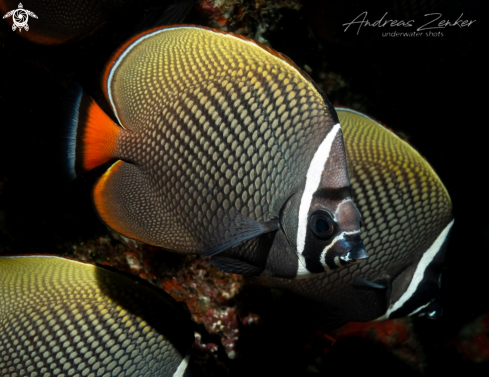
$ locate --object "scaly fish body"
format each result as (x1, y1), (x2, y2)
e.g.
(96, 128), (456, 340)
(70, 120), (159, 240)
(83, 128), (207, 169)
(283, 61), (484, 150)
(61, 26), (366, 279)
(257, 108), (453, 325)
(0, 255), (193, 376)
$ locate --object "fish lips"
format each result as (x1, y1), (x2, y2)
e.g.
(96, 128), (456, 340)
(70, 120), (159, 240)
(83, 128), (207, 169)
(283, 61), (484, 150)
(324, 233), (368, 270)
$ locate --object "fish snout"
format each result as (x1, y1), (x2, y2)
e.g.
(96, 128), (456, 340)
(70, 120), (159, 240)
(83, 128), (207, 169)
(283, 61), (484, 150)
(340, 239), (368, 265)
(323, 233), (369, 269)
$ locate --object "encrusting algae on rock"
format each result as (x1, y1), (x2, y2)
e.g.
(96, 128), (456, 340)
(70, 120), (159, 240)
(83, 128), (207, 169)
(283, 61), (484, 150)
(62, 230), (256, 360)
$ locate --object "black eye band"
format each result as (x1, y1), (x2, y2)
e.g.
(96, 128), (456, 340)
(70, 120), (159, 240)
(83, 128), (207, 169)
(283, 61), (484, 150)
(309, 210), (335, 240)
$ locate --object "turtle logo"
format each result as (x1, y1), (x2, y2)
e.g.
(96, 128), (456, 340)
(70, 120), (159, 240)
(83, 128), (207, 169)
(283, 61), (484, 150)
(3, 3), (37, 32)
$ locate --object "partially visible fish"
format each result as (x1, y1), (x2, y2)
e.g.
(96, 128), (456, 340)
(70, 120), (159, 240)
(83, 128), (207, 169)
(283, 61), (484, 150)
(256, 108), (454, 328)
(0, 0), (195, 44)
(0, 254), (194, 376)
(60, 25), (367, 279)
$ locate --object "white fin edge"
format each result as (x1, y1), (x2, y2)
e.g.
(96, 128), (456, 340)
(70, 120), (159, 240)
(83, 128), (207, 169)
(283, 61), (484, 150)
(107, 26), (322, 130)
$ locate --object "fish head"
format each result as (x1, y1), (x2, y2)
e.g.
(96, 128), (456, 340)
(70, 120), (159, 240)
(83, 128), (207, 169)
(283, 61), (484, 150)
(272, 125), (367, 279)
(260, 108), (454, 325)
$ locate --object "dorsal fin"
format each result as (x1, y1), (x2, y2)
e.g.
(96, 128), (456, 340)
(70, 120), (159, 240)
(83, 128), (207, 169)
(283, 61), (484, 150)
(102, 24), (336, 121)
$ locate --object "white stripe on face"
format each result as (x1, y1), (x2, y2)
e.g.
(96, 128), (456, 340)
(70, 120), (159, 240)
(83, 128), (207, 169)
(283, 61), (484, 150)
(333, 198), (353, 221)
(373, 219), (454, 321)
(296, 123), (341, 277)
(173, 354), (190, 377)
(408, 300), (432, 317)
(319, 229), (360, 267)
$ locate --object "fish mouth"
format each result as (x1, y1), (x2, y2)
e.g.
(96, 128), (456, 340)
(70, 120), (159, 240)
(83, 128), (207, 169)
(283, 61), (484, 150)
(339, 240), (368, 265)
(323, 234), (369, 270)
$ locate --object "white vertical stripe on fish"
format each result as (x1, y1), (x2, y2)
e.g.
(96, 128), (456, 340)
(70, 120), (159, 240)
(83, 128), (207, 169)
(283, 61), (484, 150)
(373, 218), (454, 321)
(173, 354), (190, 377)
(408, 300), (432, 317)
(319, 229), (360, 266)
(296, 123), (341, 277)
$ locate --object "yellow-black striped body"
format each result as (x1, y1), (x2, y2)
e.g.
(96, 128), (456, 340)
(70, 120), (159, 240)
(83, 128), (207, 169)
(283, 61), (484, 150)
(0, 255), (193, 376)
(261, 108), (453, 324)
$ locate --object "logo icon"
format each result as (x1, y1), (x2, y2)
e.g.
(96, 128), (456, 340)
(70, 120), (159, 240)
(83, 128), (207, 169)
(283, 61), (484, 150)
(3, 3), (37, 32)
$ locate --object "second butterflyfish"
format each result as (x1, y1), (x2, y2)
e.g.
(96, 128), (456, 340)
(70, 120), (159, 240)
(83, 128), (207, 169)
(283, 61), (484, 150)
(61, 25), (367, 279)
(256, 108), (454, 328)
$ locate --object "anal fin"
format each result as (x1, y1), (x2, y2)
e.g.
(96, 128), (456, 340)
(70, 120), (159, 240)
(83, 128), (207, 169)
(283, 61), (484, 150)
(93, 160), (279, 256)
(93, 161), (179, 249)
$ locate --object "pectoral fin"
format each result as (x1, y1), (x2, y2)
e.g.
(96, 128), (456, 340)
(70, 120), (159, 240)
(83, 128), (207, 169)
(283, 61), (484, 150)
(199, 216), (279, 258)
(210, 255), (263, 276)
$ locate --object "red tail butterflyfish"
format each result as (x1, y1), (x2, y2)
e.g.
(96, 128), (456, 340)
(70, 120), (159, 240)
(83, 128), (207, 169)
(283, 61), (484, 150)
(60, 25), (367, 279)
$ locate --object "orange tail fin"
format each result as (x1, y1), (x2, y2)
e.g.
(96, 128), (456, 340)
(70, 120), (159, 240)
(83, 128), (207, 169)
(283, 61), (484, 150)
(60, 83), (121, 181)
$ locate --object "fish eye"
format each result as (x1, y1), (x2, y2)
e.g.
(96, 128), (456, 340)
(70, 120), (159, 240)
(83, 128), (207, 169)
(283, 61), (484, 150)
(309, 210), (335, 240)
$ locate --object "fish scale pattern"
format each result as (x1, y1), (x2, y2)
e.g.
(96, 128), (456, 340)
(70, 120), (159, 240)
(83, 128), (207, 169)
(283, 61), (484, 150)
(269, 109), (453, 320)
(0, 256), (191, 377)
(345, 112), (452, 278)
(101, 26), (337, 253)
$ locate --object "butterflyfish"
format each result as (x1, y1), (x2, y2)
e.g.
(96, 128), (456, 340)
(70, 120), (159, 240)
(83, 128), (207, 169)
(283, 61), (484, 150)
(0, 0), (195, 45)
(60, 25), (367, 279)
(0, 254), (194, 376)
(256, 108), (454, 328)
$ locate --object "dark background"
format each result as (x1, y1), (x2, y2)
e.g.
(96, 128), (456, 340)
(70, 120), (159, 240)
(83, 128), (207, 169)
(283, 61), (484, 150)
(0, 0), (486, 375)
